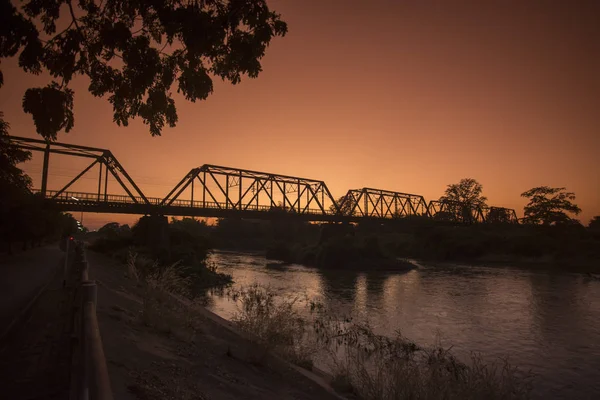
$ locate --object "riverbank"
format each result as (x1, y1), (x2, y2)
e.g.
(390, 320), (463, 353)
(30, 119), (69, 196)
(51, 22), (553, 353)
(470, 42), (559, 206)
(85, 250), (341, 400)
(219, 245), (599, 276)
(435, 255), (600, 274)
(213, 219), (600, 274)
(206, 250), (600, 399)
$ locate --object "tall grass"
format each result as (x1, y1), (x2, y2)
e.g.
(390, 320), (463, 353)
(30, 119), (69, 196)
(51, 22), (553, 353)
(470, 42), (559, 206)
(126, 251), (202, 338)
(228, 285), (534, 400)
(319, 323), (533, 400)
(228, 285), (317, 368)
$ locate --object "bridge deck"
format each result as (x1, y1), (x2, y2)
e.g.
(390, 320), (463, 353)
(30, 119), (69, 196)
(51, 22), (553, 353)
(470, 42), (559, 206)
(39, 190), (356, 222)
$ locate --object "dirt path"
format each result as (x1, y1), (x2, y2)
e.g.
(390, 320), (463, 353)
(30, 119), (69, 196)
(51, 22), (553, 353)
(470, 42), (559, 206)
(0, 248), (75, 400)
(87, 251), (342, 400)
(0, 244), (64, 331)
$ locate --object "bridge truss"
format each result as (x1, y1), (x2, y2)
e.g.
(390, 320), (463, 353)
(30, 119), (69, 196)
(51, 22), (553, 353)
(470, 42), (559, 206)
(9, 136), (519, 224)
(338, 188), (429, 218)
(161, 165), (340, 217)
(10, 136), (152, 211)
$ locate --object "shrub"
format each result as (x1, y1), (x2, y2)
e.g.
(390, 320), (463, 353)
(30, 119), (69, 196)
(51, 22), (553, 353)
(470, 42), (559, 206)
(229, 285), (316, 367)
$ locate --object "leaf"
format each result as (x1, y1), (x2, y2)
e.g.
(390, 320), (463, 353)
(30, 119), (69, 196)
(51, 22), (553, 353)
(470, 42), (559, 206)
(22, 83), (75, 140)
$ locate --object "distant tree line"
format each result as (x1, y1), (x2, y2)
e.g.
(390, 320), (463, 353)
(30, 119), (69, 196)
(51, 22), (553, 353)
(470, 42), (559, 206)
(441, 178), (587, 227)
(331, 177), (593, 227)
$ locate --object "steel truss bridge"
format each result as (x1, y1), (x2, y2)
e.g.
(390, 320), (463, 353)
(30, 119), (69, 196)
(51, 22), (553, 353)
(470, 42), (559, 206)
(11, 136), (518, 224)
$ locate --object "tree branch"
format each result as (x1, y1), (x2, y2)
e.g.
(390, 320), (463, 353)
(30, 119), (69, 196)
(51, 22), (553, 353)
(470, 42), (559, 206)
(41, 20), (75, 48)
(68, 1), (82, 32)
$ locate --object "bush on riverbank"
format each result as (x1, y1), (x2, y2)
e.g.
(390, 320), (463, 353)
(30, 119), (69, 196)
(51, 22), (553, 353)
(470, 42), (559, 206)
(89, 218), (231, 290)
(266, 234), (415, 271)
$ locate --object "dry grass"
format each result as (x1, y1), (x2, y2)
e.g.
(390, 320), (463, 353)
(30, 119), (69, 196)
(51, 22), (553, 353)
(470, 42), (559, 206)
(125, 250), (140, 281)
(315, 321), (533, 400)
(230, 287), (533, 400)
(228, 285), (317, 368)
(125, 250), (203, 340)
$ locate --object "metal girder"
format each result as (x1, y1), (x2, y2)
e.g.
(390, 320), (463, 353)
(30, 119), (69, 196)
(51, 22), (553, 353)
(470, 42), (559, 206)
(160, 164), (338, 216)
(9, 136), (149, 205)
(337, 188), (429, 218)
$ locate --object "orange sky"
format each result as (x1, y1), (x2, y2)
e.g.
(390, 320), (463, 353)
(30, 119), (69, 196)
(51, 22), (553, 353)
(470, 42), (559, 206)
(1, 0), (599, 229)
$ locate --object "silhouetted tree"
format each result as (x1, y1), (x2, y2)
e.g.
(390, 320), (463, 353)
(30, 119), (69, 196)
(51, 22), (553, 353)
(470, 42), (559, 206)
(587, 216), (600, 231)
(440, 178), (487, 208)
(169, 217), (210, 237)
(432, 210), (455, 222)
(0, 113), (31, 190)
(1, 0), (287, 139)
(1, 113), (33, 253)
(486, 207), (515, 224)
(1, 115), (85, 252)
(521, 186), (581, 225)
(329, 195), (353, 216)
(57, 212), (80, 237)
(438, 179), (487, 223)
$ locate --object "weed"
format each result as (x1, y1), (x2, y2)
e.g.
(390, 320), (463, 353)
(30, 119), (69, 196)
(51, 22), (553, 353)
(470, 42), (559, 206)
(228, 285), (317, 367)
(229, 285), (533, 399)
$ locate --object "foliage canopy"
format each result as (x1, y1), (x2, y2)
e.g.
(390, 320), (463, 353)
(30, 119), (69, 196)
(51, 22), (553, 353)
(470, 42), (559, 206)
(0, 111), (31, 190)
(1, 0), (288, 139)
(521, 186), (581, 225)
(440, 178), (488, 208)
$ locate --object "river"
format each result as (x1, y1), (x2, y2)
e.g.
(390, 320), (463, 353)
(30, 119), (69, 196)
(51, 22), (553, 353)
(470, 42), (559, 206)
(206, 251), (600, 399)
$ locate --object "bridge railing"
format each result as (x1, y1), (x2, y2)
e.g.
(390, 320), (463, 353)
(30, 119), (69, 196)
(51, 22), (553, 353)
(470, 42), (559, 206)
(70, 244), (113, 400)
(166, 198), (331, 215)
(36, 190), (334, 216)
(35, 190), (163, 206)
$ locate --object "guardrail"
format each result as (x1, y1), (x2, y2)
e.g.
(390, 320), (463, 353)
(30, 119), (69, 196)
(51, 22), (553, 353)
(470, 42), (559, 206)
(71, 244), (113, 400)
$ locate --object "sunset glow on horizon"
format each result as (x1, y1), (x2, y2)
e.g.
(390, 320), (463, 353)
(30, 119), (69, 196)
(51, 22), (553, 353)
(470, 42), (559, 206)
(1, 0), (598, 229)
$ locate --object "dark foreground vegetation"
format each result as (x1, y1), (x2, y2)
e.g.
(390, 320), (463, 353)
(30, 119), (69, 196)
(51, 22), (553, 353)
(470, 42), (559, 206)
(88, 216), (231, 292)
(1, 114), (80, 254)
(0, 192), (80, 255)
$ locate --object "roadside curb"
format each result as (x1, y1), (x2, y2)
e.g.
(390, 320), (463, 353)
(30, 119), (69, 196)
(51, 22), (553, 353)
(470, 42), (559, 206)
(0, 256), (64, 346)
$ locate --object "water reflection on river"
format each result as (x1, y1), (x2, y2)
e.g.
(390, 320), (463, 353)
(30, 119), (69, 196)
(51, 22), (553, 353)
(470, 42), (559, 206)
(206, 251), (600, 399)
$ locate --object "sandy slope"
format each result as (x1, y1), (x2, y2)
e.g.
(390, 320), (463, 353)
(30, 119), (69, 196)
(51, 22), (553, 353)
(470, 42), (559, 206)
(87, 250), (342, 400)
